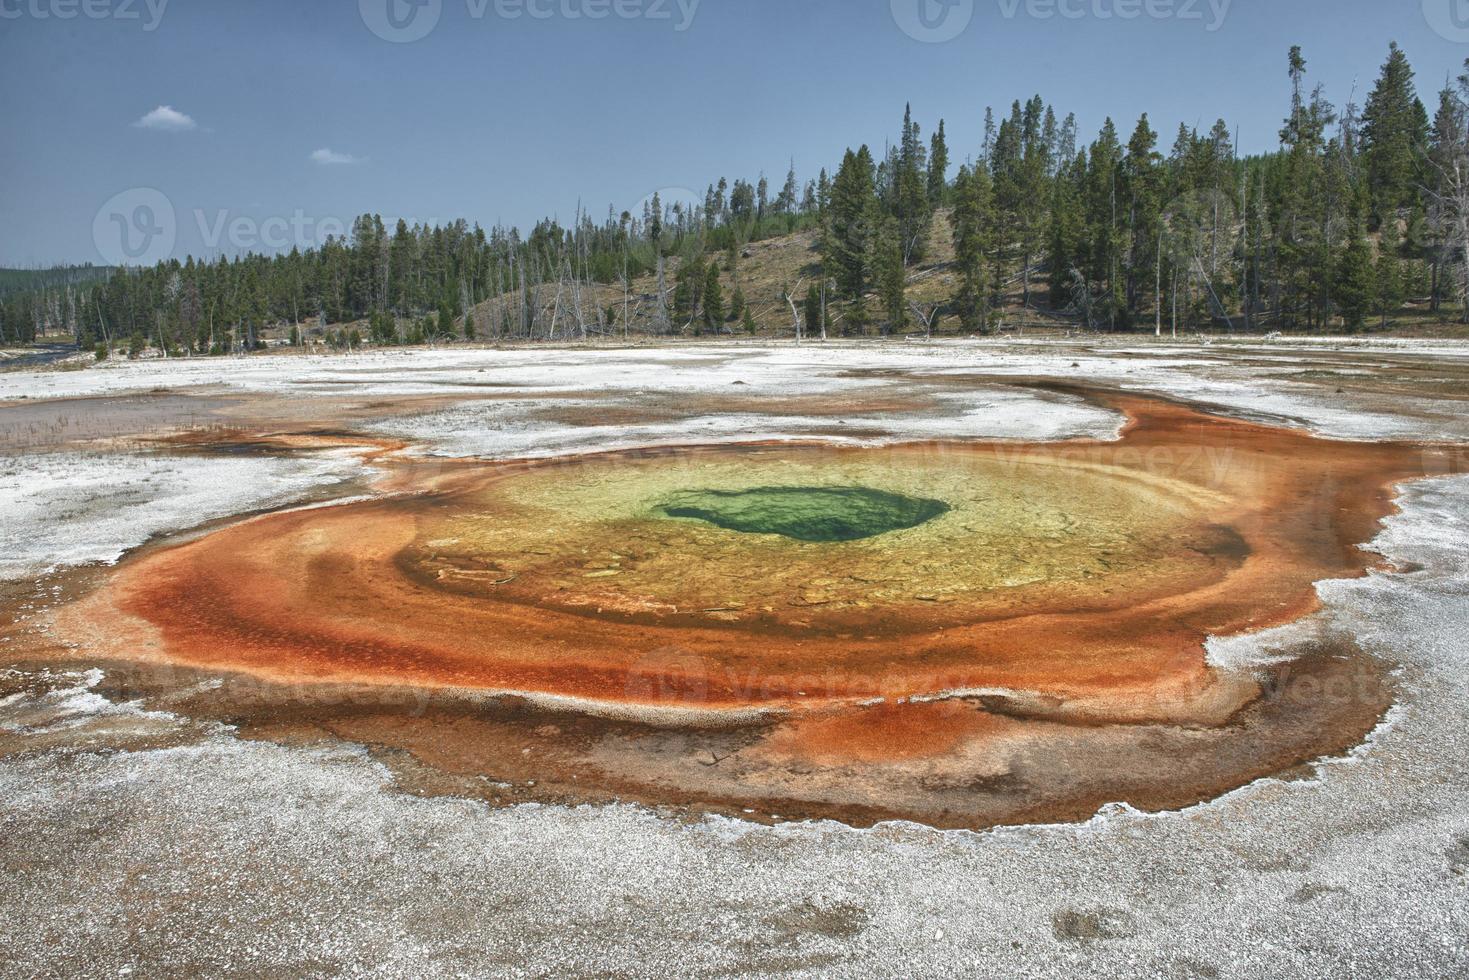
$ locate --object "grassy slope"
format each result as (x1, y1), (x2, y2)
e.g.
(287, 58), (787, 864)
(459, 210), (1023, 340)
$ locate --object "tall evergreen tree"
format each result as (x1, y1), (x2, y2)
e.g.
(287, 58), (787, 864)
(1376, 215), (1405, 327)
(928, 119), (950, 205)
(1361, 42), (1430, 226)
(775, 163), (799, 217)
(874, 213), (907, 334)
(1046, 152), (1087, 309)
(1123, 114), (1163, 322)
(702, 262), (725, 329)
(827, 147), (878, 303)
(1085, 118), (1126, 326)
(1334, 218), (1377, 330)
(894, 104), (932, 264)
(803, 283), (825, 338)
(1276, 46), (1338, 329)
(951, 165), (995, 331)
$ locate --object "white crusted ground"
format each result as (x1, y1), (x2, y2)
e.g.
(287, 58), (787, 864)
(0, 342), (1466, 977)
(2, 338), (1467, 444)
(368, 384), (1121, 460)
(0, 449), (365, 580)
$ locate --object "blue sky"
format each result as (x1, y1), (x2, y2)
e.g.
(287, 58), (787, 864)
(3, 0), (1468, 266)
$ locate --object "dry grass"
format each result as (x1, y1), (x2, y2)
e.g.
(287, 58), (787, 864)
(458, 211), (993, 341)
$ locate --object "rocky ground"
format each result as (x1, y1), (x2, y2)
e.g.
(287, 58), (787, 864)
(1, 337), (1467, 978)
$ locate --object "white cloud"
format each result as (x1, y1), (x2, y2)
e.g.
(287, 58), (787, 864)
(310, 148), (363, 166)
(133, 105), (197, 132)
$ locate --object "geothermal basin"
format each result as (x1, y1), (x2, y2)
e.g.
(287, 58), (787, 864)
(51, 386), (1450, 829)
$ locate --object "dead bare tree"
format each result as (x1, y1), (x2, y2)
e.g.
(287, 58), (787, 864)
(908, 300), (938, 340)
(1426, 152), (1469, 323)
(783, 278), (805, 345)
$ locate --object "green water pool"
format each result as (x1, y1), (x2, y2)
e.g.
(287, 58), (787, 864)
(656, 486), (952, 543)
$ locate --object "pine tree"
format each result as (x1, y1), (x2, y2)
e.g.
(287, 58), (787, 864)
(673, 254), (706, 325)
(803, 284), (823, 337)
(951, 165), (994, 332)
(369, 310), (394, 345)
(928, 119), (950, 205)
(1085, 118), (1126, 327)
(1334, 222), (1376, 330)
(1017, 96), (1053, 307)
(1362, 42), (1429, 226)
(1123, 114), (1163, 322)
(702, 262), (725, 328)
(895, 104), (931, 264)
(1042, 107), (1060, 174)
(875, 213), (907, 334)
(1042, 149), (1084, 309)
(1376, 216), (1405, 328)
(828, 147), (877, 302)
(776, 163), (799, 217)
(990, 103), (1024, 299)
(1276, 46), (1338, 329)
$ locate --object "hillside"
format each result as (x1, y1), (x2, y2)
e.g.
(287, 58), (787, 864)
(455, 210), (1079, 344)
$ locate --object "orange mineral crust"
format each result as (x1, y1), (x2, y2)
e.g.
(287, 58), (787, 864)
(54, 390), (1445, 827)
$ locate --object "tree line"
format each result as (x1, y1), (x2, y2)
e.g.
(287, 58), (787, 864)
(819, 43), (1466, 336)
(6, 42), (1469, 354)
